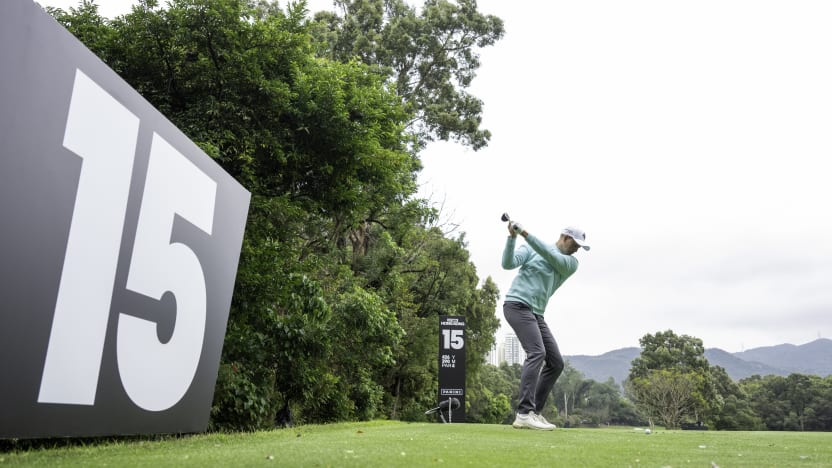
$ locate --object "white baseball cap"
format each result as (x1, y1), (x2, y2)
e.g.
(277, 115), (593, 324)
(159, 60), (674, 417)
(562, 227), (590, 251)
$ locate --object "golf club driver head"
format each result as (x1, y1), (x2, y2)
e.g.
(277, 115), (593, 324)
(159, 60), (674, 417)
(424, 397), (460, 414)
(501, 213), (524, 233)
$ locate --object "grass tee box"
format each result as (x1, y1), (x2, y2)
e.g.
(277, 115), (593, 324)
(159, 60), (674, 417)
(3, 421), (831, 467)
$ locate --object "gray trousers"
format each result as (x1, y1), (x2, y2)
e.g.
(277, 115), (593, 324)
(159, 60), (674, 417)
(504, 301), (565, 415)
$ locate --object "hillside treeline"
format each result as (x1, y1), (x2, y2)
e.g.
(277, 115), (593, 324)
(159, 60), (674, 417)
(49, 0), (504, 430)
(480, 331), (832, 432)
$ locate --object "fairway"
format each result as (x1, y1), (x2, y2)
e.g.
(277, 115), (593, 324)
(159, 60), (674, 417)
(3, 421), (831, 467)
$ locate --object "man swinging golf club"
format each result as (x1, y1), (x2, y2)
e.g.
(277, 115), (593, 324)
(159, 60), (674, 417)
(500, 213), (590, 430)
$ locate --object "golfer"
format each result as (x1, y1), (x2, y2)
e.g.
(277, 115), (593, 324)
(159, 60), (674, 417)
(501, 220), (589, 430)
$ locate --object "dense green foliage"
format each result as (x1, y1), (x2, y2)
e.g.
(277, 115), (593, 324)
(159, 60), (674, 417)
(740, 373), (832, 431)
(50, 0), (500, 430)
(552, 368), (642, 428)
(309, 0), (504, 150)
(623, 330), (832, 431)
(462, 362), (643, 428)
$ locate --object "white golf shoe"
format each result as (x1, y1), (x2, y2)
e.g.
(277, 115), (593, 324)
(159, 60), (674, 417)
(533, 413), (557, 430)
(512, 411), (555, 431)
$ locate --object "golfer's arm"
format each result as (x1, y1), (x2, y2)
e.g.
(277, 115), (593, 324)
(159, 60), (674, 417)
(524, 234), (578, 275)
(501, 236), (525, 269)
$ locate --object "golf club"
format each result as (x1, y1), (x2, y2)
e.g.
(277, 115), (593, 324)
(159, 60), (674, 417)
(425, 397), (460, 423)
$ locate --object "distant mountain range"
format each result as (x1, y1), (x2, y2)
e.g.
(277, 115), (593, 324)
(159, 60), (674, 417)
(564, 338), (832, 386)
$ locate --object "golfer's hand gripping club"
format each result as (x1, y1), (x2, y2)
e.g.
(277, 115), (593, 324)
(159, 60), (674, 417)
(500, 212), (526, 237)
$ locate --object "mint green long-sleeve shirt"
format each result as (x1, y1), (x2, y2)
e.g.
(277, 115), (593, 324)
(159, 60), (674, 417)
(501, 234), (578, 315)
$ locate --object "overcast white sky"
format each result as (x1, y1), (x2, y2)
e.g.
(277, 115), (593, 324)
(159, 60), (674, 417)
(40, 0), (832, 356)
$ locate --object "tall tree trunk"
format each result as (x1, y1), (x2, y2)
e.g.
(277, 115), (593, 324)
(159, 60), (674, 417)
(391, 377), (401, 420)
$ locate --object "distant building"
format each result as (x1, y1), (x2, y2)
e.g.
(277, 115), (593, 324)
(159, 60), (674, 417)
(485, 342), (505, 367)
(486, 343), (496, 366)
(504, 332), (526, 365)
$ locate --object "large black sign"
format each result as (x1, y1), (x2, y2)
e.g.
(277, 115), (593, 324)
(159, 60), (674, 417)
(437, 316), (466, 422)
(0, 0), (250, 438)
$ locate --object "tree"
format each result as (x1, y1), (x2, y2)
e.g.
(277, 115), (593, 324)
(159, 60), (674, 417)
(309, 0), (505, 150)
(629, 330), (709, 379)
(741, 375), (791, 431)
(580, 379), (626, 425)
(326, 286), (405, 421)
(809, 376), (832, 430)
(464, 277), (500, 382)
(466, 364), (513, 424)
(608, 394), (644, 426)
(552, 363), (587, 423)
(46, 1), (116, 62)
(708, 366), (763, 430)
(783, 374), (816, 431)
(626, 369), (702, 429)
(741, 373), (832, 431)
(361, 226), (499, 420)
(626, 330), (713, 427)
